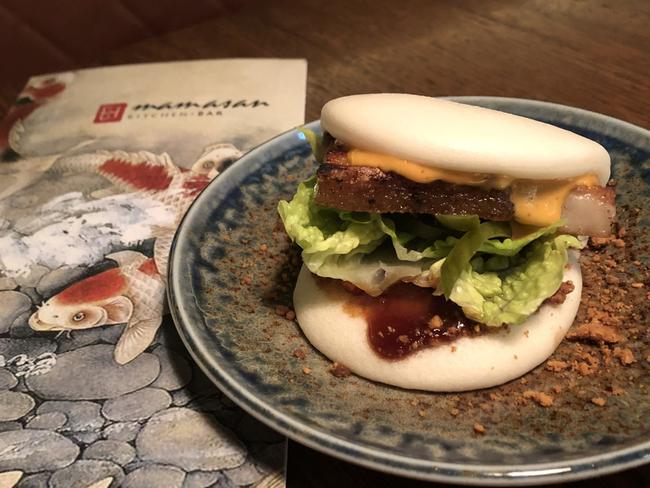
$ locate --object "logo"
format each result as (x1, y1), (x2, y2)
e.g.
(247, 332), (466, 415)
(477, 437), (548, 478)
(94, 103), (127, 123)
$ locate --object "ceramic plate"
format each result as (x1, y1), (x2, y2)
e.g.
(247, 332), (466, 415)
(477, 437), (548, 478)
(168, 97), (650, 485)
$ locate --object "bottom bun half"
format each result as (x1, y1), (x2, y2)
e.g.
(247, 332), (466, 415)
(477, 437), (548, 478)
(293, 253), (582, 392)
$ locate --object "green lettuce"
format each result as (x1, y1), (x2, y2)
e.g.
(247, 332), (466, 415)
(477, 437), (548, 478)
(440, 221), (510, 297)
(277, 177), (385, 273)
(448, 235), (581, 326)
(278, 177), (582, 324)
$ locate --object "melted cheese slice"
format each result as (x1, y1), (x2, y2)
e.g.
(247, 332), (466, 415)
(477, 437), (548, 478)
(348, 149), (512, 187)
(345, 148), (599, 226)
(510, 174), (599, 226)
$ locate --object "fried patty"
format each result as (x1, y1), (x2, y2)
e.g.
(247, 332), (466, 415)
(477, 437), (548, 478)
(314, 144), (515, 220)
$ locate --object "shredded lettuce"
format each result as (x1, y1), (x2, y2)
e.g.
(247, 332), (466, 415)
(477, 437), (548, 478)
(278, 178), (582, 325)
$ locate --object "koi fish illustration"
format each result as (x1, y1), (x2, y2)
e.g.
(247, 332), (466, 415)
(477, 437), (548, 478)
(50, 143), (241, 273)
(29, 251), (162, 364)
(27, 143), (242, 363)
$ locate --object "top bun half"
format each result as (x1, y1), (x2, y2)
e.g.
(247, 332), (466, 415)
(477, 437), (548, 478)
(321, 94), (611, 184)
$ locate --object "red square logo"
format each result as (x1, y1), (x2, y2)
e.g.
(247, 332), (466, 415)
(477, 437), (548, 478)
(94, 103), (127, 123)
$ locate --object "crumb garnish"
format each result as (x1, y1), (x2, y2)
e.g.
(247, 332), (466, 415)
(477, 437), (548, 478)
(522, 390), (554, 407)
(329, 362), (351, 378)
(473, 423), (486, 435)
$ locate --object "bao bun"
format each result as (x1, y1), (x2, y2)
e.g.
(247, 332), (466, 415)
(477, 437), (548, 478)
(321, 94), (610, 185)
(293, 253), (582, 392)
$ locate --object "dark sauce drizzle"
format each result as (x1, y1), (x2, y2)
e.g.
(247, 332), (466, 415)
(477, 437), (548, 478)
(344, 282), (484, 360)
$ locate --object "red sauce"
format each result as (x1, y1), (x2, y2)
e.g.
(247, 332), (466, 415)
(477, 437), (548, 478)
(344, 282), (482, 360)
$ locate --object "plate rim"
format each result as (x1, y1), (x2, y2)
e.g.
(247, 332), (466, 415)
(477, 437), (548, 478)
(168, 96), (650, 486)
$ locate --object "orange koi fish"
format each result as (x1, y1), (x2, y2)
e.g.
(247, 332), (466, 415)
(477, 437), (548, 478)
(29, 251), (165, 364)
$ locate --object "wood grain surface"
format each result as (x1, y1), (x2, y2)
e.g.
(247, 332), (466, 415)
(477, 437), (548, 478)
(2, 1), (649, 486)
(99, 0), (650, 126)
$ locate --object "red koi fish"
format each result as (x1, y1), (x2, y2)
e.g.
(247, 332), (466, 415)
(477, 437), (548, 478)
(29, 251), (165, 364)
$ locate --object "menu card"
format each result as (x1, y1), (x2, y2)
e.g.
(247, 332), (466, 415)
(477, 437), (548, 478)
(0, 58), (306, 488)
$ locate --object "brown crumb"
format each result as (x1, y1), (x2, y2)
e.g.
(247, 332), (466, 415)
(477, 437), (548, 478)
(329, 362), (351, 378)
(418, 410), (427, 418)
(274, 304), (290, 316)
(285, 310), (296, 321)
(610, 386), (625, 396)
(410, 399), (419, 406)
(428, 315), (443, 329)
(473, 423), (486, 435)
(292, 349), (306, 360)
(523, 390), (554, 407)
(479, 402), (492, 412)
(575, 360), (600, 376)
(259, 243), (268, 252)
(552, 385), (563, 394)
(302, 367), (312, 375)
(545, 281), (575, 305)
(398, 335), (409, 344)
(613, 347), (636, 365)
(630, 282), (644, 288)
(546, 359), (569, 372)
(241, 276), (252, 285)
(450, 408), (460, 417)
(611, 238), (625, 248)
(589, 236), (611, 248)
(591, 397), (607, 407)
(451, 345), (457, 353)
(566, 322), (622, 344)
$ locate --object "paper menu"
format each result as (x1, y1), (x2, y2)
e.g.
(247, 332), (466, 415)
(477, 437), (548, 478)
(0, 58), (306, 488)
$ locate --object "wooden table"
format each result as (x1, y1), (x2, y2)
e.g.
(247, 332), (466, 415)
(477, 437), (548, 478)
(3, 1), (649, 486)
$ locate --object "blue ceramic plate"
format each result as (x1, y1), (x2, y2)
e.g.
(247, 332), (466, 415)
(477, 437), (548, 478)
(168, 97), (650, 485)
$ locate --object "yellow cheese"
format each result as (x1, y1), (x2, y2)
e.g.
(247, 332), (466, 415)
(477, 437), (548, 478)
(347, 149), (488, 185)
(510, 174), (599, 226)
(344, 148), (599, 226)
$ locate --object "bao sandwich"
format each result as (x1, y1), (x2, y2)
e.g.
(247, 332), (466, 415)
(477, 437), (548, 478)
(278, 94), (615, 391)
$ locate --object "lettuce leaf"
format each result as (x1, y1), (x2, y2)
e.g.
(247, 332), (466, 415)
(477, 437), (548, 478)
(441, 221), (510, 297)
(479, 222), (562, 256)
(448, 235), (582, 326)
(277, 178), (386, 278)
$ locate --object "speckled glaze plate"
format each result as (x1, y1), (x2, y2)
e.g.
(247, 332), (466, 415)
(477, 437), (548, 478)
(168, 97), (650, 485)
